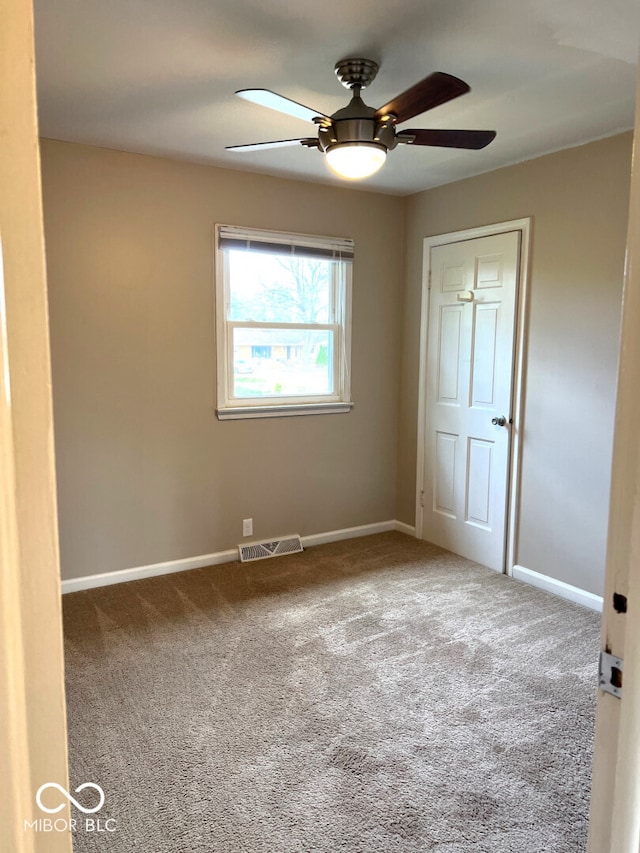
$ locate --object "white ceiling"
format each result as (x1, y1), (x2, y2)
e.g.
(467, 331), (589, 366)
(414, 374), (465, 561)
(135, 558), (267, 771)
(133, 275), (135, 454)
(34, 0), (640, 196)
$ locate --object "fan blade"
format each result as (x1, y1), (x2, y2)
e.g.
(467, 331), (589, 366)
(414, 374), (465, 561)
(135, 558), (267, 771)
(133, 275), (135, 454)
(236, 89), (330, 124)
(398, 128), (496, 150)
(375, 72), (470, 124)
(226, 138), (317, 152)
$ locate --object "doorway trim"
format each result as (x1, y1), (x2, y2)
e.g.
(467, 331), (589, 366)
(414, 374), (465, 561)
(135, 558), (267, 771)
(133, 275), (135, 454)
(415, 217), (531, 575)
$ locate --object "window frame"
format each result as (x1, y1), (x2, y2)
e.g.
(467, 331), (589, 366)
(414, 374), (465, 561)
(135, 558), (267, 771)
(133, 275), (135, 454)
(214, 224), (354, 420)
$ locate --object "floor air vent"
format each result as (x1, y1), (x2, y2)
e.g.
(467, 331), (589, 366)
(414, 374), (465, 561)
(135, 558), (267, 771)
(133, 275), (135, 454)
(238, 535), (303, 563)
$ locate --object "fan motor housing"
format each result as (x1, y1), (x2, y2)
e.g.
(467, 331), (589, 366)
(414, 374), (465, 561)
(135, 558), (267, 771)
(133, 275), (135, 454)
(317, 118), (397, 153)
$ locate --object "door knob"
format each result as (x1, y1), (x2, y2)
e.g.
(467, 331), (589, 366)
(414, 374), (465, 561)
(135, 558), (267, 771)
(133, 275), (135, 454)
(491, 416), (507, 427)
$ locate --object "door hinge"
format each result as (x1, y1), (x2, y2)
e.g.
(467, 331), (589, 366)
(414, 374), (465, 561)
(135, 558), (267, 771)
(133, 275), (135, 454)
(599, 650), (623, 698)
(420, 490), (425, 507)
(427, 270), (432, 290)
(613, 592), (628, 613)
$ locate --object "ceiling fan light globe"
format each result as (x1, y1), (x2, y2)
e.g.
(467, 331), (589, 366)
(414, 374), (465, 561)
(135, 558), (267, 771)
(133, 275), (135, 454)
(325, 143), (386, 179)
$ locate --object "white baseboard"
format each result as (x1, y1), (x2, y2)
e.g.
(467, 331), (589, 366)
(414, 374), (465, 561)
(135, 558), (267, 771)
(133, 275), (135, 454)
(394, 520), (417, 537)
(512, 564), (603, 612)
(301, 519), (415, 547)
(60, 548), (239, 594)
(60, 519), (416, 594)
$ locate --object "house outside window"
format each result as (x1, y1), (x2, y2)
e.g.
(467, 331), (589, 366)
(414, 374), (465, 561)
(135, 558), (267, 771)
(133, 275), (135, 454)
(250, 345), (272, 360)
(215, 225), (353, 419)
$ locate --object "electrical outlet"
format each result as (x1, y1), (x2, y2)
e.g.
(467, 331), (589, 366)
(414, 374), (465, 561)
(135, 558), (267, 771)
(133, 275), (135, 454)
(242, 518), (253, 537)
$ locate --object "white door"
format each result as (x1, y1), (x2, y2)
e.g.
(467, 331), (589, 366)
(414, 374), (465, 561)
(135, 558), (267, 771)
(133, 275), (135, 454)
(421, 231), (520, 571)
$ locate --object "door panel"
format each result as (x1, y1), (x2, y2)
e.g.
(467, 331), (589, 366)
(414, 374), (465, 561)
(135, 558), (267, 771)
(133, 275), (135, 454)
(471, 304), (499, 406)
(443, 262), (465, 291)
(434, 431), (458, 517)
(422, 231), (520, 571)
(437, 305), (463, 403)
(466, 437), (493, 528)
(476, 253), (504, 288)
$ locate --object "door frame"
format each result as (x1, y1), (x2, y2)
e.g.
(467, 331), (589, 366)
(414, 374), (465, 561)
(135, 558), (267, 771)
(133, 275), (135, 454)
(415, 217), (531, 574)
(1, 2), (71, 851)
(587, 70), (640, 851)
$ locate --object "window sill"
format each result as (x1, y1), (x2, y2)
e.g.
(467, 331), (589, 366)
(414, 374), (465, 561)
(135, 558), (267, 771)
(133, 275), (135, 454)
(216, 401), (354, 420)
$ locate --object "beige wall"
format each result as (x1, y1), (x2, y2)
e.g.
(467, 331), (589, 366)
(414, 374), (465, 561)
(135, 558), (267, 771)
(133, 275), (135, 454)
(41, 140), (404, 581)
(398, 133), (633, 596)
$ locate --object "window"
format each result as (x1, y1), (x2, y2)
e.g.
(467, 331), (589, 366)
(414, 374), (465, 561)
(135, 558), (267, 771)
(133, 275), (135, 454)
(215, 225), (353, 420)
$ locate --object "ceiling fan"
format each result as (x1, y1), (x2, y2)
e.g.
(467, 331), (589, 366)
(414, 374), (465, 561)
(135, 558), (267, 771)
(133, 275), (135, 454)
(227, 58), (496, 180)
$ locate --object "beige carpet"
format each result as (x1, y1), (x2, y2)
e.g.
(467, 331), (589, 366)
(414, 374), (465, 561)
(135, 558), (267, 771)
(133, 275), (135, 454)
(63, 532), (599, 852)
